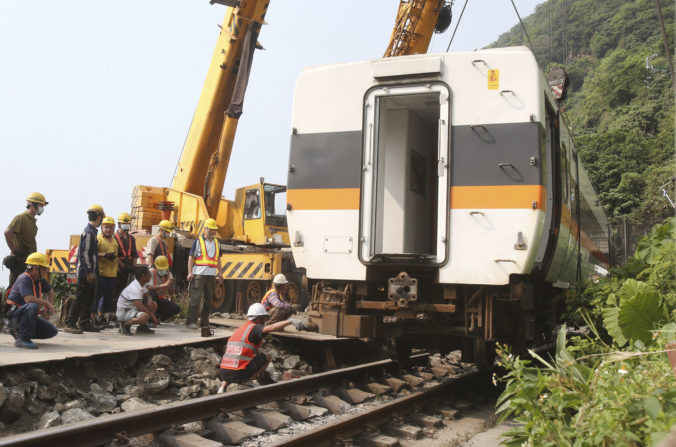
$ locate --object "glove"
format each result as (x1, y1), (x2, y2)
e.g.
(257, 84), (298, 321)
(288, 318), (306, 331)
(291, 304), (303, 314)
(104, 253), (117, 261)
(86, 272), (96, 284)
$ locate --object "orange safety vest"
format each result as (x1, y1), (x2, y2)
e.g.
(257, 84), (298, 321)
(151, 269), (167, 299)
(194, 236), (219, 267)
(7, 272), (41, 308)
(114, 232), (134, 260)
(220, 320), (261, 370)
(152, 236), (172, 267)
(260, 288), (277, 310)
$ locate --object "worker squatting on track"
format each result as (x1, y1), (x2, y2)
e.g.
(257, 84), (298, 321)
(261, 273), (302, 325)
(3, 192), (48, 289)
(5, 252), (58, 349)
(116, 266), (158, 335)
(185, 218), (222, 331)
(146, 256), (181, 322)
(218, 303), (306, 393)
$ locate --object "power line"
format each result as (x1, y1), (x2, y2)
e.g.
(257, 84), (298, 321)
(445, 0), (469, 52)
(508, 0), (540, 66)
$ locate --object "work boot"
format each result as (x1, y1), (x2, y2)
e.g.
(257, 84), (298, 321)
(63, 323), (83, 334)
(79, 320), (101, 332)
(136, 324), (155, 334)
(119, 322), (132, 336)
(257, 370), (275, 385)
(186, 322), (198, 330)
(15, 338), (38, 349)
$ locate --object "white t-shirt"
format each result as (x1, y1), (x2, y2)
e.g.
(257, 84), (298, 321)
(117, 279), (147, 311)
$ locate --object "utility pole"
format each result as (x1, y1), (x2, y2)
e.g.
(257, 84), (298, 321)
(654, 0), (675, 91)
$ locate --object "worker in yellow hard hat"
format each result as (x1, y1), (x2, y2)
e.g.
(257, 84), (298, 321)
(65, 204), (106, 334)
(114, 212), (138, 300)
(3, 192), (49, 288)
(145, 255), (180, 323)
(186, 218), (222, 332)
(5, 252), (58, 349)
(145, 219), (172, 268)
(92, 216), (118, 328)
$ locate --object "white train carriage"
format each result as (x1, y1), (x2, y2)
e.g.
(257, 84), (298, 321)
(286, 47), (611, 363)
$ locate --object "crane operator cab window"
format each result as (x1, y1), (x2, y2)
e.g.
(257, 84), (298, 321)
(244, 189), (261, 220)
(359, 84), (451, 265)
(263, 184), (287, 227)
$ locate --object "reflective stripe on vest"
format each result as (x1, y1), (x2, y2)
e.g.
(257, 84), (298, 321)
(151, 269), (166, 299)
(7, 272), (41, 308)
(260, 288), (276, 310)
(114, 232), (133, 260)
(220, 321), (260, 370)
(195, 236), (219, 267)
(153, 237), (172, 267)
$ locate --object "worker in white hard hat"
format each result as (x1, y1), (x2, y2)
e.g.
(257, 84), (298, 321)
(217, 303), (305, 394)
(260, 273), (302, 325)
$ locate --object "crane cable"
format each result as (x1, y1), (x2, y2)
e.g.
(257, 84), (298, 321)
(508, 0), (541, 67)
(445, 0), (469, 52)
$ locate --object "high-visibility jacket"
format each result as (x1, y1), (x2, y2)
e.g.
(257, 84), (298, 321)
(260, 288), (276, 310)
(6, 273), (41, 308)
(194, 236), (219, 267)
(220, 320), (261, 370)
(114, 231), (135, 261)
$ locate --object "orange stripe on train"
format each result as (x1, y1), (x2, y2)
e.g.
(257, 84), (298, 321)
(288, 185), (546, 211)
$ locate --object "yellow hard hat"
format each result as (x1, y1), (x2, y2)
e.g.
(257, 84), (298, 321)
(154, 255), (170, 271)
(26, 192), (48, 205)
(118, 212), (132, 224)
(87, 204), (104, 214)
(159, 220), (173, 232)
(25, 252), (49, 268)
(101, 216), (115, 226)
(204, 218), (219, 230)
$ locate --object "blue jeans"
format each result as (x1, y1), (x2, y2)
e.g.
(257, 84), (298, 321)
(12, 303), (58, 341)
(92, 276), (117, 313)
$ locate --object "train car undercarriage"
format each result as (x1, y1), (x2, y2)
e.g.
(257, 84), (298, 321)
(307, 273), (560, 368)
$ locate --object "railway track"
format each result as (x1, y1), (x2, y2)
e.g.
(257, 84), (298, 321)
(0, 353), (489, 446)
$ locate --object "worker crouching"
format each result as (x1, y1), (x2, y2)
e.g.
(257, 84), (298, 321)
(5, 253), (57, 349)
(116, 266), (158, 335)
(146, 256), (180, 322)
(217, 303), (305, 393)
(261, 274), (302, 325)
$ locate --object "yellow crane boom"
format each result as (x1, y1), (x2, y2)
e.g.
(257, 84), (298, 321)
(385, 0), (451, 57)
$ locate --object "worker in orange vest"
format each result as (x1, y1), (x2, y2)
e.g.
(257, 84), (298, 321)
(217, 303), (305, 393)
(186, 218), (222, 330)
(260, 273), (302, 325)
(114, 212), (138, 299)
(145, 220), (172, 267)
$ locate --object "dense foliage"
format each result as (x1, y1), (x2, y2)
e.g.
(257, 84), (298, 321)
(496, 218), (676, 445)
(490, 0), (675, 225)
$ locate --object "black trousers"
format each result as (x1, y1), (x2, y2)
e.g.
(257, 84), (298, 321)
(66, 279), (96, 325)
(8, 260), (26, 289)
(149, 291), (181, 322)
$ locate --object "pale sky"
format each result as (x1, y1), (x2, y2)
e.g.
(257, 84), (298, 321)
(0, 0), (540, 286)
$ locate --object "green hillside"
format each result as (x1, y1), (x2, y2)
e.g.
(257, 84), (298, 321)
(489, 0), (675, 225)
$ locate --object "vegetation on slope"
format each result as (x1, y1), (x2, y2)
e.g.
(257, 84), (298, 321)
(489, 0), (675, 225)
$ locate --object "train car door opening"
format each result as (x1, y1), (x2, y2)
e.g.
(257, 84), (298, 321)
(359, 84), (450, 265)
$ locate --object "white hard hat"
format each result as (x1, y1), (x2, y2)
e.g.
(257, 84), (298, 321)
(247, 303), (268, 320)
(272, 273), (288, 285)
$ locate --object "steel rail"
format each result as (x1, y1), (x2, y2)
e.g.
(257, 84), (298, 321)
(0, 354), (429, 447)
(271, 370), (484, 447)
